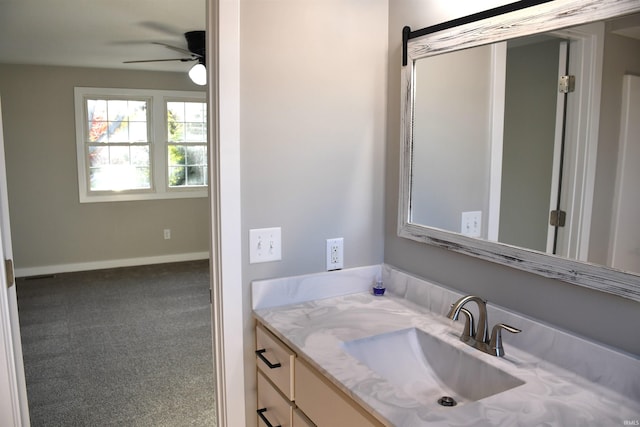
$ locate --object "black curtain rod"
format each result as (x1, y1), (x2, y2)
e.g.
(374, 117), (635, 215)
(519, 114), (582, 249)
(402, 0), (553, 66)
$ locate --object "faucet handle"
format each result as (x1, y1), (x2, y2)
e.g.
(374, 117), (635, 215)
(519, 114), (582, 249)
(458, 307), (475, 340)
(489, 323), (521, 357)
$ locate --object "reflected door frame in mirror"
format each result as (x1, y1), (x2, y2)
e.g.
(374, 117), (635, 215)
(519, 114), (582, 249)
(398, 0), (640, 302)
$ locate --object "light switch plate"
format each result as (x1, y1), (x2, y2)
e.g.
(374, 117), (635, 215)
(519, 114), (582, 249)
(461, 211), (482, 237)
(249, 227), (282, 264)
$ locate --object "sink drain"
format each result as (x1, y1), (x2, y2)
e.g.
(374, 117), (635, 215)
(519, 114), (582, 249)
(437, 396), (457, 407)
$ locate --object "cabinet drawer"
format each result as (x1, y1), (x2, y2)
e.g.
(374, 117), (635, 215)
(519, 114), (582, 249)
(292, 408), (316, 427)
(256, 323), (295, 400)
(257, 370), (293, 427)
(295, 358), (383, 427)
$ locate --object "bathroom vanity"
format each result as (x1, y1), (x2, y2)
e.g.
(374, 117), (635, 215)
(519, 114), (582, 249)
(256, 322), (383, 427)
(252, 266), (640, 427)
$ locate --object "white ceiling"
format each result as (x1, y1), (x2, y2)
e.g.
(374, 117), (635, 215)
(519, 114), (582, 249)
(0, 0), (206, 73)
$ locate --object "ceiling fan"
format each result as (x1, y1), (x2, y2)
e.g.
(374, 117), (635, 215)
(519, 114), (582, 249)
(124, 30), (207, 85)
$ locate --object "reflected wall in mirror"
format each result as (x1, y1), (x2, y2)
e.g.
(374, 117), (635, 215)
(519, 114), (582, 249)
(399, 0), (640, 301)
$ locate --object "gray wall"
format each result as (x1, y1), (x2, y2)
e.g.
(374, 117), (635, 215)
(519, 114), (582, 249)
(499, 39), (560, 251)
(411, 46), (492, 236)
(240, 0), (389, 419)
(386, 1), (640, 356)
(0, 65), (210, 271)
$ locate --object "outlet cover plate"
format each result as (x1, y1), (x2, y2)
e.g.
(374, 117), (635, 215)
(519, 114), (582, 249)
(326, 237), (344, 271)
(249, 227), (282, 264)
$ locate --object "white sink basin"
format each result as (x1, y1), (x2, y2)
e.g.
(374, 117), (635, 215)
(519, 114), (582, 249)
(341, 328), (524, 407)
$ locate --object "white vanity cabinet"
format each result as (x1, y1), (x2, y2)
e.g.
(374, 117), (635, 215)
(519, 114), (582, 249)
(255, 322), (384, 427)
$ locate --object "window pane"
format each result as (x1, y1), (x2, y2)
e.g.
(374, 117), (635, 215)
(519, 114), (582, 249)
(133, 167), (151, 188)
(107, 100), (127, 121)
(168, 145), (186, 166)
(129, 121), (148, 143)
(131, 146), (149, 166)
(169, 166), (185, 187)
(86, 98), (148, 144)
(88, 146), (109, 167)
(109, 146), (130, 165)
(186, 122), (206, 142)
(167, 101), (206, 143)
(185, 145), (206, 165)
(89, 165), (151, 191)
(186, 166), (206, 186)
(167, 102), (185, 122)
(89, 167), (108, 191)
(107, 121), (129, 143)
(87, 99), (108, 143)
(128, 101), (147, 121)
(167, 144), (206, 188)
(185, 102), (205, 122)
(168, 118), (184, 142)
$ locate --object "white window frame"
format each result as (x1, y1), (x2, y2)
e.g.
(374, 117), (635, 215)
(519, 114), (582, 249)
(74, 87), (207, 203)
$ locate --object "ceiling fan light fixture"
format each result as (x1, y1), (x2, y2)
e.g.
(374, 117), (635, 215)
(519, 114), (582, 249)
(189, 63), (207, 86)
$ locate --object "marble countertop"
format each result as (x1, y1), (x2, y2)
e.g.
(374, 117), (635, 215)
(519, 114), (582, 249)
(254, 291), (640, 426)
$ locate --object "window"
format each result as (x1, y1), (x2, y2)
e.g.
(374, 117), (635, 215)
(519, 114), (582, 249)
(167, 101), (208, 188)
(74, 87), (207, 203)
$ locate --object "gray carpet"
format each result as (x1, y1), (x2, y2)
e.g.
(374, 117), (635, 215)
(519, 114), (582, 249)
(16, 260), (216, 426)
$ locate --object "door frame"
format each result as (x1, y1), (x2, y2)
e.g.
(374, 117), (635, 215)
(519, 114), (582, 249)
(546, 40), (570, 254)
(0, 2), (249, 424)
(548, 22), (605, 261)
(488, 42), (507, 241)
(0, 96), (29, 425)
(489, 23), (603, 258)
(208, 0), (247, 426)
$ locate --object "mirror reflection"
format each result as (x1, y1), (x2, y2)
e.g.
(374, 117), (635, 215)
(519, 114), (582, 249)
(409, 12), (640, 275)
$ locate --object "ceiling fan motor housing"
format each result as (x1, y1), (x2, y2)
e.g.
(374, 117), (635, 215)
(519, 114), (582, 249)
(185, 31), (206, 64)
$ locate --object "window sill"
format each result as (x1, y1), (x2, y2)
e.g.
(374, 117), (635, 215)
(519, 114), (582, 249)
(79, 189), (208, 203)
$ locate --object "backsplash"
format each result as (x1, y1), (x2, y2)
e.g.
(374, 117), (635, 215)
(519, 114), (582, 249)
(252, 265), (381, 310)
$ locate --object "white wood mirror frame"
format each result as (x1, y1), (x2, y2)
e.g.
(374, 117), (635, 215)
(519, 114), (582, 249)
(399, 0), (640, 302)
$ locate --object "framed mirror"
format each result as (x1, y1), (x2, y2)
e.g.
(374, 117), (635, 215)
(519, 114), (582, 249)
(399, 0), (640, 302)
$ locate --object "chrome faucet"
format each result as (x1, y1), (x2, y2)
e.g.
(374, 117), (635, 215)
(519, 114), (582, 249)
(447, 295), (521, 357)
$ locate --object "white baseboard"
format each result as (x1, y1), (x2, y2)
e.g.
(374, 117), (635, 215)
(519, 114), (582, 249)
(15, 252), (210, 278)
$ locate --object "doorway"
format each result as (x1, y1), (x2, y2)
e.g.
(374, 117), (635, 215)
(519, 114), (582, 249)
(0, 1), (218, 423)
(494, 22), (603, 261)
(499, 36), (567, 253)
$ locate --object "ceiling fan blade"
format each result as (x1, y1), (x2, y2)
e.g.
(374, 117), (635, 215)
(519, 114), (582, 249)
(152, 42), (202, 58)
(138, 21), (184, 36)
(123, 58), (195, 63)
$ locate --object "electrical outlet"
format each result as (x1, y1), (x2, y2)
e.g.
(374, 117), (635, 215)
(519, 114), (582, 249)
(163, 229), (171, 240)
(249, 227), (282, 264)
(326, 238), (344, 271)
(461, 211), (482, 237)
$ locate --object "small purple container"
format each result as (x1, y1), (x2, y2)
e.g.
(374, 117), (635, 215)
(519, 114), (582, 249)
(372, 287), (386, 296)
(372, 281), (386, 296)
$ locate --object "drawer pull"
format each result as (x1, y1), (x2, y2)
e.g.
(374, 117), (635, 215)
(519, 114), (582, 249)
(256, 349), (282, 369)
(257, 408), (282, 427)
